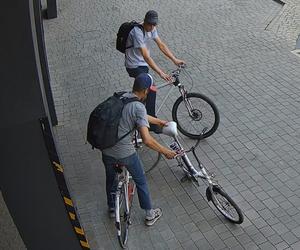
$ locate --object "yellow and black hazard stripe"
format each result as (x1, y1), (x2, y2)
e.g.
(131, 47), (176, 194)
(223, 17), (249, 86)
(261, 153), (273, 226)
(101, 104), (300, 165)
(39, 117), (90, 249)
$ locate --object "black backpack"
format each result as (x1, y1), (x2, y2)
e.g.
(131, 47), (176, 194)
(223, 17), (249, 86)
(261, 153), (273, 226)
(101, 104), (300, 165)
(116, 21), (144, 53)
(87, 92), (139, 150)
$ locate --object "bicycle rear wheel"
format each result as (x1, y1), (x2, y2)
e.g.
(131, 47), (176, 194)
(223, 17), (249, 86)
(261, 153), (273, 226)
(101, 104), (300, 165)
(136, 143), (162, 173)
(206, 185), (244, 224)
(172, 92), (219, 139)
(115, 184), (129, 248)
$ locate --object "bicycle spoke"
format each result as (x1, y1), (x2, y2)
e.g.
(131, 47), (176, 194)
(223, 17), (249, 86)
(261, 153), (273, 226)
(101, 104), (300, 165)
(215, 193), (239, 219)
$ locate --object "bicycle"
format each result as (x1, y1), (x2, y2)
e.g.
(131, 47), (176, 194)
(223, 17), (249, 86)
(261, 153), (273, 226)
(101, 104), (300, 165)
(113, 163), (136, 248)
(162, 121), (243, 224)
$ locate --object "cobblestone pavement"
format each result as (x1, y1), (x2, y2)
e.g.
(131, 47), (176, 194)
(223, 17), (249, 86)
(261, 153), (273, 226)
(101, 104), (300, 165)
(43, 0), (300, 249)
(266, 0), (300, 49)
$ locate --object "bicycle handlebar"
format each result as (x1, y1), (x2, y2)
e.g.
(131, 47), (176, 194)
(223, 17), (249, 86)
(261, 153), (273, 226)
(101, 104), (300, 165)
(170, 63), (186, 77)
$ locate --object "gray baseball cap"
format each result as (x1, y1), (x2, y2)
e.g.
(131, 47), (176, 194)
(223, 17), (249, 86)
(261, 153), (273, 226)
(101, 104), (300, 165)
(144, 10), (158, 25)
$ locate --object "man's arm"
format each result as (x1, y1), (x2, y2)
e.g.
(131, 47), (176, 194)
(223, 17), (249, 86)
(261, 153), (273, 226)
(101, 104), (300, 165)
(139, 47), (171, 81)
(154, 37), (185, 66)
(147, 115), (167, 127)
(139, 126), (176, 159)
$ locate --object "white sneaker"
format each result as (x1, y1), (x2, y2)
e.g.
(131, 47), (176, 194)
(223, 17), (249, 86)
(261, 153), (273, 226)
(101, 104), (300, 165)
(145, 208), (162, 226)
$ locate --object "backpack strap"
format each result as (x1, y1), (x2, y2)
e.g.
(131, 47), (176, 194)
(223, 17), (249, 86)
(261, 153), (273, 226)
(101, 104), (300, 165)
(117, 127), (135, 142)
(125, 22), (145, 50)
(137, 24), (145, 36)
(114, 92), (141, 143)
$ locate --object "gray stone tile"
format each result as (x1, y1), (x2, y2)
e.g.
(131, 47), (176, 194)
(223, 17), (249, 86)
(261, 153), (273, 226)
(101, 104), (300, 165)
(166, 238), (181, 249)
(194, 238), (213, 250)
(281, 232), (298, 245)
(259, 241), (276, 250)
(275, 241), (289, 250)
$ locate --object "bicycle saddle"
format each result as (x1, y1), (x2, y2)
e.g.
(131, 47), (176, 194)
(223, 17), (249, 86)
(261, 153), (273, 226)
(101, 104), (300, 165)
(162, 121), (178, 138)
(113, 164), (126, 173)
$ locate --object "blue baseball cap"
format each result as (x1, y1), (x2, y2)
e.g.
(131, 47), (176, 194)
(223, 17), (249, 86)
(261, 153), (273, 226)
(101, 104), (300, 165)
(133, 73), (153, 90)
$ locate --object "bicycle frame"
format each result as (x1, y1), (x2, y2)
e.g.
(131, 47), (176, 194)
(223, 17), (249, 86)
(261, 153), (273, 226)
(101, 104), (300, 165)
(172, 136), (216, 187)
(155, 66), (195, 117)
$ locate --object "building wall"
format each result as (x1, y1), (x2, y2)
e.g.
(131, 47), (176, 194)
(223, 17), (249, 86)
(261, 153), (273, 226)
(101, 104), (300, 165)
(0, 1), (83, 249)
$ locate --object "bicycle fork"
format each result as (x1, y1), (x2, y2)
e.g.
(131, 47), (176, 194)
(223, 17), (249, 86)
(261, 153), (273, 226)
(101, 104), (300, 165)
(179, 86), (195, 118)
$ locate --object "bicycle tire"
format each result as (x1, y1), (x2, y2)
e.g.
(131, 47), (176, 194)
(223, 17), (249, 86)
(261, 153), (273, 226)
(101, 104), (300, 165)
(172, 92), (220, 139)
(206, 185), (244, 224)
(116, 184), (129, 248)
(136, 144), (162, 173)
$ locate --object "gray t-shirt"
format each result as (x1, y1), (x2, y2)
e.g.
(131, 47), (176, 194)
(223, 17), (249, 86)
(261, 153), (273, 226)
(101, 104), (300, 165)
(102, 92), (149, 159)
(125, 26), (159, 68)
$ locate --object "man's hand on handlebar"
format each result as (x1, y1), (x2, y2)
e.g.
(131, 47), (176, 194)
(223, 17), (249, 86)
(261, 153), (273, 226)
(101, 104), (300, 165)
(159, 71), (172, 82)
(173, 58), (186, 67)
(162, 148), (177, 159)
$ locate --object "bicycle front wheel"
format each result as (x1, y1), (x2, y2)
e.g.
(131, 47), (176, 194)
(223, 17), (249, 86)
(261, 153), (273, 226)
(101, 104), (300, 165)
(116, 185), (129, 248)
(172, 93), (219, 139)
(136, 143), (162, 173)
(206, 185), (244, 224)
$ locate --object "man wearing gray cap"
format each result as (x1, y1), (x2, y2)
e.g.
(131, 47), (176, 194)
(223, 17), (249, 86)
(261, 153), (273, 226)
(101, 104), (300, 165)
(125, 10), (185, 132)
(125, 10), (184, 80)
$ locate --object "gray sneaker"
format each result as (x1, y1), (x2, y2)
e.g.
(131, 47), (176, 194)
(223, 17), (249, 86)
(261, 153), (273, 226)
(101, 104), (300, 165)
(145, 208), (162, 226)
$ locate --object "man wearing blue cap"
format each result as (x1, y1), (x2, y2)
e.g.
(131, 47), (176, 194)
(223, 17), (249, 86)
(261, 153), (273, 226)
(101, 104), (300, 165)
(102, 73), (176, 226)
(125, 10), (185, 132)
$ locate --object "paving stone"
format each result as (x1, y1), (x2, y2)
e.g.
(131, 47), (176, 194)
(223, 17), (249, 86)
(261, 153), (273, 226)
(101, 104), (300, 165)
(268, 234), (284, 246)
(166, 238), (181, 249)
(224, 236), (240, 248)
(291, 226), (300, 238)
(275, 241), (290, 250)
(161, 228), (175, 241)
(194, 238), (213, 250)
(259, 241), (276, 250)
(190, 230), (204, 242)
(251, 232), (268, 245)
(242, 241), (259, 250)
(281, 232), (298, 245)
(291, 241), (300, 250)
(272, 223), (290, 235)
(181, 240), (198, 250)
